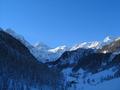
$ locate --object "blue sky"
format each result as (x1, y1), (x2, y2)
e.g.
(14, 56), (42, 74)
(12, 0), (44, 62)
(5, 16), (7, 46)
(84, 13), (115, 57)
(0, 0), (120, 47)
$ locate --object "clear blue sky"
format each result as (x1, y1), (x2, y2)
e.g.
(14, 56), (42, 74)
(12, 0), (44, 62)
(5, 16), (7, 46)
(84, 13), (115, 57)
(0, 0), (120, 47)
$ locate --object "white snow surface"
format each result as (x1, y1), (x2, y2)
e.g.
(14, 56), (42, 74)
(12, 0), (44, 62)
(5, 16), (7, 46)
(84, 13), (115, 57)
(83, 78), (120, 90)
(65, 67), (119, 90)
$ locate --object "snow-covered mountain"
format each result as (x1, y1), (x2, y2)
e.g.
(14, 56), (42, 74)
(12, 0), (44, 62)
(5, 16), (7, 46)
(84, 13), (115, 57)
(4, 29), (67, 62)
(1, 28), (120, 90)
(4, 29), (120, 64)
(103, 36), (115, 43)
(5, 29), (120, 63)
(70, 41), (100, 51)
(32, 44), (69, 63)
(45, 36), (120, 90)
(32, 36), (120, 63)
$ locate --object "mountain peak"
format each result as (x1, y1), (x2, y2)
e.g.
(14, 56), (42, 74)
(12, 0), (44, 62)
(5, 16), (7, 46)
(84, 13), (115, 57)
(103, 36), (115, 43)
(48, 45), (68, 53)
(34, 42), (50, 51)
(70, 41), (100, 51)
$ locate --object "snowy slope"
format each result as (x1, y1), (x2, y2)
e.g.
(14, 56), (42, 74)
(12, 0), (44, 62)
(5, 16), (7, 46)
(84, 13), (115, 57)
(64, 67), (119, 90)
(83, 78), (120, 90)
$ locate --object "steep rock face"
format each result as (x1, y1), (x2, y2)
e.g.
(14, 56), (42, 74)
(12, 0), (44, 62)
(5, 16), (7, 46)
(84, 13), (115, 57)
(0, 29), (63, 90)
